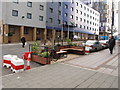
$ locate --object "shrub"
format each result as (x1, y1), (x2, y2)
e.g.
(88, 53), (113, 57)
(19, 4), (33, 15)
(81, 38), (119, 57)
(41, 52), (51, 58)
(66, 39), (72, 45)
(72, 43), (78, 46)
(31, 41), (41, 53)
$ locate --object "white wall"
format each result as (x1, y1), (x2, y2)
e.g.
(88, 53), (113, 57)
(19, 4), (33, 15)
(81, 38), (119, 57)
(75, 0), (100, 35)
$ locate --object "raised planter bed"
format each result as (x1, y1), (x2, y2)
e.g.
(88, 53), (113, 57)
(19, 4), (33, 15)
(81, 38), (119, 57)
(31, 54), (51, 65)
(57, 46), (85, 55)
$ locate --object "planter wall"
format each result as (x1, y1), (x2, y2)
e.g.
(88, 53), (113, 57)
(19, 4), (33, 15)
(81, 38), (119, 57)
(31, 54), (51, 64)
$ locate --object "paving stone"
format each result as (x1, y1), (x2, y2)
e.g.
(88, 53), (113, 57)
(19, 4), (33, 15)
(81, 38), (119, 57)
(76, 78), (96, 88)
(99, 82), (112, 88)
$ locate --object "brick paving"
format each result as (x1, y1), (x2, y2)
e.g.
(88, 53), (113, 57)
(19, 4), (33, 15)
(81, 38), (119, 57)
(1, 42), (119, 88)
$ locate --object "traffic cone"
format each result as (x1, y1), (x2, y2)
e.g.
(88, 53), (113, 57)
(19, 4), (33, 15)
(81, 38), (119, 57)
(26, 54), (31, 70)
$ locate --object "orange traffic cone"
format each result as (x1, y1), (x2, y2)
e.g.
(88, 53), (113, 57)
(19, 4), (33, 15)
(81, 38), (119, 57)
(26, 54), (31, 70)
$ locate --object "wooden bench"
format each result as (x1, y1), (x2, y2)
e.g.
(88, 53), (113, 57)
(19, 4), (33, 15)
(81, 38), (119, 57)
(56, 50), (68, 59)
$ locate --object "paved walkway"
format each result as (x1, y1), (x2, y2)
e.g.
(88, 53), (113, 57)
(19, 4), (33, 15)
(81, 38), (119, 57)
(2, 46), (119, 88)
(1, 42), (119, 88)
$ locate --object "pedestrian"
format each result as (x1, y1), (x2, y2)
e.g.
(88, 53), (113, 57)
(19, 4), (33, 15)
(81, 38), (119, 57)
(21, 37), (26, 48)
(108, 36), (116, 54)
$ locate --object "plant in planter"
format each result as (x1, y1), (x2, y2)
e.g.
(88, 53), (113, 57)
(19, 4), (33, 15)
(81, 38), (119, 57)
(41, 51), (51, 58)
(31, 41), (41, 54)
(31, 42), (52, 64)
(72, 43), (78, 46)
(66, 39), (72, 47)
(31, 51), (51, 65)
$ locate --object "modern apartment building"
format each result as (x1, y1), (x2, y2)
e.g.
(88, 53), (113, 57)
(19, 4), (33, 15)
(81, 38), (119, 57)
(46, 0), (100, 41)
(0, 0), (46, 43)
(0, 0), (100, 43)
(85, 0), (113, 38)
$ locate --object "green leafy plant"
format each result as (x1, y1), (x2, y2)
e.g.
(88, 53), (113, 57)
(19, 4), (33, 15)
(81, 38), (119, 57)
(72, 43), (78, 46)
(31, 41), (41, 54)
(41, 52), (50, 58)
(66, 39), (72, 45)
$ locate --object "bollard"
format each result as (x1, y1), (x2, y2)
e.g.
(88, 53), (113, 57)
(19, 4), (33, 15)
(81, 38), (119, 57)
(26, 53), (31, 70)
(85, 46), (90, 55)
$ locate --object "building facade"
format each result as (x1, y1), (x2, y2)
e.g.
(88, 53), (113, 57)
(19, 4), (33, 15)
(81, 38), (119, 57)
(46, 0), (100, 42)
(86, 0), (113, 39)
(0, 0), (100, 43)
(0, 0), (46, 43)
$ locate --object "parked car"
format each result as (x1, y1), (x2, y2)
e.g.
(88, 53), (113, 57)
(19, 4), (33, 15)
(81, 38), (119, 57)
(99, 40), (109, 49)
(84, 40), (103, 52)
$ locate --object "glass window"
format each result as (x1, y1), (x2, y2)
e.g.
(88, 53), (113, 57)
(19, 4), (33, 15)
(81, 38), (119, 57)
(90, 27), (91, 30)
(90, 21), (92, 24)
(80, 25), (82, 28)
(50, 8), (53, 13)
(64, 13), (68, 17)
(84, 26), (86, 29)
(80, 4), (82, 8)
(80, 11), (82, 15)
(87, 26), (89, 29)
(65, 4), (68, 9)
(87, 14), (89, 17)
(84, 19), (86, 22)
(76, 16), (78, 20)
(87, 20), (89, 23)
(76, 9), (78, 13)
(58, 10), (61, 15)
(76, 2), (78, 6)
(9, 26), (15, 34)
(71, 7), (74, 11)
(39, 16), (43, 21)
(90, 10), (92, 13)
(87, 8), (89, 11)
(84, 13), (86, 16)
(27, 1), (32, 7)
(84, 6), (86, 10)
(24, 28), (29, 34)
(13, 0), (19, 4)
(80, 18), (82, 21)
(58, 19), (61, 24)
(58, 2), (61, 6)
(49, 18), (53, 23)
(27, 13), (32, 19)
(12, 10), (18, 16)
(70, 15), (73, 19)
(40, 5), (44, 10)
(72, 0), (74, 3)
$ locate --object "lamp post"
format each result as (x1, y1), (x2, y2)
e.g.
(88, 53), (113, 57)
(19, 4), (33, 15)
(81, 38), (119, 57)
(67, 24), (69, 39)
